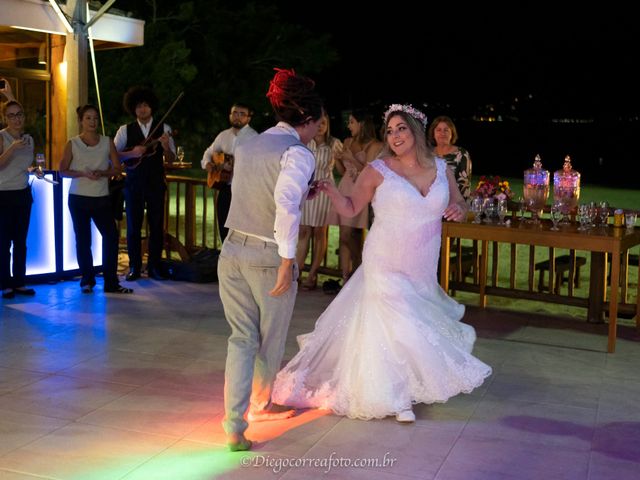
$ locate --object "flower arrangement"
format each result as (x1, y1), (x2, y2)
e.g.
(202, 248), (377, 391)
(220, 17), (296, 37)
(474, 175), (513, 200)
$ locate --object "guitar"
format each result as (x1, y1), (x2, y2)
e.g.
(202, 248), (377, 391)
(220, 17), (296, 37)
(121, 130), (176, 170)
(206, 151), (234, 188)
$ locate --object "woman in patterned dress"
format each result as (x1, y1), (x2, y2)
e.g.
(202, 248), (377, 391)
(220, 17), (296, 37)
(428, 116), (472, 200)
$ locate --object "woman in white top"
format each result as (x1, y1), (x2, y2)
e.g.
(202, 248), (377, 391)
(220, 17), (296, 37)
(296, 113), (343, 289)
(59, 105), (132, 294)
(0, 99), (36, 299)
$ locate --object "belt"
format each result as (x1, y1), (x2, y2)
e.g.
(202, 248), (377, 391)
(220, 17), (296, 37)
(227, 230), (277, 248)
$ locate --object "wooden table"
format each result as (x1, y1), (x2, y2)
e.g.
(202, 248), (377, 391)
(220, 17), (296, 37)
(440, 221), (640, 352)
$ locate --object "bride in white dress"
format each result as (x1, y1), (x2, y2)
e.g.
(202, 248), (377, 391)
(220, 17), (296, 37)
(272, 105), (491, 422)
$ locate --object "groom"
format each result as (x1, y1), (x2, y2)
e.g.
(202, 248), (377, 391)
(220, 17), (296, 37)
(218, 68), (323, 451)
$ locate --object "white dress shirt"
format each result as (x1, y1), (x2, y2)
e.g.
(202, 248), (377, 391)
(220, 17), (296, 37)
(113, 117), (176, 154)
(200, 124), (258, 169)
(272, 122), (315, 258)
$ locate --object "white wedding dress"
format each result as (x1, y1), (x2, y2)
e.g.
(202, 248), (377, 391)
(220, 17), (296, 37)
(273, 158), (492, 419)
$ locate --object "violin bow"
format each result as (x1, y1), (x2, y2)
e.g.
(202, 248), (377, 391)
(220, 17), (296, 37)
(143, 91), (184, 143)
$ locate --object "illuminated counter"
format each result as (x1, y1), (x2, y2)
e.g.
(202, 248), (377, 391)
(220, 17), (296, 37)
(24, 172), (102, 280)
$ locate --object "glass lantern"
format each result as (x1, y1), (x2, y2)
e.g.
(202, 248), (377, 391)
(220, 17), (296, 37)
(523, 154), (549, 224)
(553, 155), (580, 224)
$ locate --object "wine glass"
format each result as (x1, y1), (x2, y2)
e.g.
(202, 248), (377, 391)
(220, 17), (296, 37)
(550, 201), (562, 231)
(599, 201), (609, 227)
(516, 196), (526, 223)
(577, 204), (590, 231)
(471, 197), (484, 224)
(176, 146), (185, 163)
(497, 198), (508, 225)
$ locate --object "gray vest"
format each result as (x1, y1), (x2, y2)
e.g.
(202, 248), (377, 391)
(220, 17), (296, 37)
(225, 132), (308, 239)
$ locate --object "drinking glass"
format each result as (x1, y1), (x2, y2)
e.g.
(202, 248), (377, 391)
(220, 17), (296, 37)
(516, 196), (526, 222)
(471, 197), (484, 224)
(35, 152), (45, 179)
(577, 204), (590, 231)
(625, 212), (637, 231)
(483, 198), (497, 224)
(497, 198), (508, 225)
(599, 201), (609, 227)
(176, 146), (185, 163)
(550, 201), (562, 231)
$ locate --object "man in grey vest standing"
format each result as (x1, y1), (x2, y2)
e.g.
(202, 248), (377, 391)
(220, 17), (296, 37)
(218, 69), (323, 451)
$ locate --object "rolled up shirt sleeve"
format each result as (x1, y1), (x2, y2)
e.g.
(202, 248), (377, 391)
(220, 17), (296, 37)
(273, 145), (315, 258)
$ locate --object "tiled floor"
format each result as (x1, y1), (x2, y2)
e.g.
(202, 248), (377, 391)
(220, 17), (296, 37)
(1, 277), (639, 479)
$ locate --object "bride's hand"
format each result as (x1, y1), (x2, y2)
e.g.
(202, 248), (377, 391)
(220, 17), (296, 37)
(443, 202), (467, 222)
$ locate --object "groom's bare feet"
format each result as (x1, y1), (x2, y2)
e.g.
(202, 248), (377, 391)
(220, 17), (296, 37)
(227, 432), (252, 452)
(248, 405), (295, 422)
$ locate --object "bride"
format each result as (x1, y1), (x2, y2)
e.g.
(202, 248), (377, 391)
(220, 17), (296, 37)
(272, 104), (491, 422)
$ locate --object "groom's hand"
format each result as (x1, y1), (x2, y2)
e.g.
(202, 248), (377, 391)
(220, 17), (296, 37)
(269, 258), (294, 296)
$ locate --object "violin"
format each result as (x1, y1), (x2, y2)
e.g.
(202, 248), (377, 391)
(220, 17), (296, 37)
(207, 151), (234, 188)
(122, 91), (184, 170)
(122, 130), (176, 170)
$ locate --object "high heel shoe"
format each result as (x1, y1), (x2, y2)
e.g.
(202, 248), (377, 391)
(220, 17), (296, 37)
(301, 274), (317, 291)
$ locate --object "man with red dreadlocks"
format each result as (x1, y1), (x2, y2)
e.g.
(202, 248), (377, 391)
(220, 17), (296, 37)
(218, 68), (323, 451)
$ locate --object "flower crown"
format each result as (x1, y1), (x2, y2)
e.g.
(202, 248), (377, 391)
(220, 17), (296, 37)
(383, 104), (428, 128)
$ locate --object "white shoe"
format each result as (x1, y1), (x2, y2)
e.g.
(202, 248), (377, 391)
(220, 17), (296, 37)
(396, 409), (415, 423)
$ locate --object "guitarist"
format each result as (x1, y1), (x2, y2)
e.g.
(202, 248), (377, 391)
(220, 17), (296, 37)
(201, 103), (257, 243)
(114, 86), (176, 281)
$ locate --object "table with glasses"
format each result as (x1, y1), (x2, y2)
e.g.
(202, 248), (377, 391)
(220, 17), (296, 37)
(440, 219), (640, 353)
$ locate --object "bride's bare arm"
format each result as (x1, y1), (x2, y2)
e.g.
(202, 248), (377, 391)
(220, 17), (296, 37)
(320, 165), (382, 217)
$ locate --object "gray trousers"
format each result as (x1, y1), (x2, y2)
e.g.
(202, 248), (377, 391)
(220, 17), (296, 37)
(218, 230), (298, 435)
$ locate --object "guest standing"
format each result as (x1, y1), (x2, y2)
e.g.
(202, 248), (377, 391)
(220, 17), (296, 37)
(328, 109), (382, 284)
(428, 116), (472, 200)
(296, 112), (343, 289)
(59, 105), (133, 294)
(0, 98), (36, 299)
(201, 103), (258, 244)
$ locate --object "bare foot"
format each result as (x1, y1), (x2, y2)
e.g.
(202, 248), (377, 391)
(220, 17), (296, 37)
(227, 432), (252, 452)
(248, 408), (295, 422)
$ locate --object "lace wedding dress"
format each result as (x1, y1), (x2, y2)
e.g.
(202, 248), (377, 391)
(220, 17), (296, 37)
(273, 158), (492, 419)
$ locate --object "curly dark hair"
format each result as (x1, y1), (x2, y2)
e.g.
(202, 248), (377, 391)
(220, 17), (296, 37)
(123, 86), (158, 116)
(266, 68), (323, 126)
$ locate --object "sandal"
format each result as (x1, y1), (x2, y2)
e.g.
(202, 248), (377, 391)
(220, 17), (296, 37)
(105, 285), (134, 294)
(301, 274), (317, 291)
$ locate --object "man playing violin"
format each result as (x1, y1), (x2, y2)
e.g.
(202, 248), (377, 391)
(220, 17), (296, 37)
(114, 86), (176, 281)
(200, 103), (257, 243)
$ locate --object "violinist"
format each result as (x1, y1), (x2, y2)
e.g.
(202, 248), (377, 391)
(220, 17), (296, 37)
(200, 103), (257, 243)
(114, 86), (175, 281)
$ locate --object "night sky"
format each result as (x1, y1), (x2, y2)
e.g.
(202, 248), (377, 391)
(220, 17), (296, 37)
(278, 4), (639, 118)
